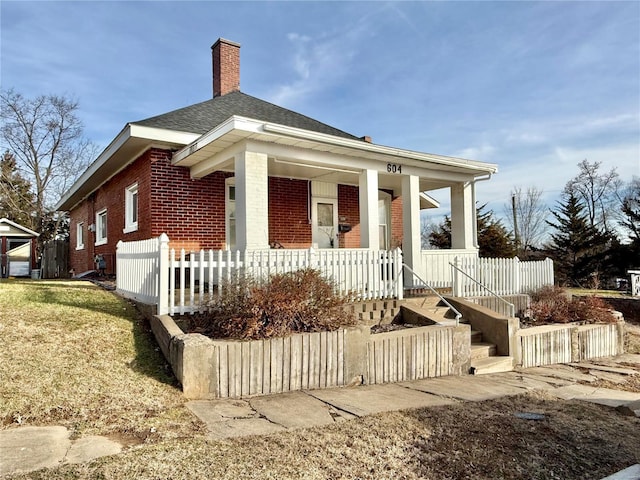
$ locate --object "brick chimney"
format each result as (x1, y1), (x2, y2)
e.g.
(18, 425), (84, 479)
(212, 38), (240, 98)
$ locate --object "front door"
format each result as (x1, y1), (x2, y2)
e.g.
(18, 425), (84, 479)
(312, 198), (338, 248)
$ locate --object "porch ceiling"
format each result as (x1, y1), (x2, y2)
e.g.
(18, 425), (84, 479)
(173, 116), (498, 191)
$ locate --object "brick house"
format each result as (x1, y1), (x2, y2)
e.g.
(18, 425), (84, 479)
(56, 38), (497, 281)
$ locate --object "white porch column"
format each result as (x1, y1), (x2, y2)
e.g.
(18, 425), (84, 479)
(359, 169), (379, 249)
(402, 174), (421, 286)
(235, 150), (269, 250)
(450, 181), (475, 249)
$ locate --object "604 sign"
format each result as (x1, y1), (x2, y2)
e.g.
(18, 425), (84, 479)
(387, 163), (402, 174)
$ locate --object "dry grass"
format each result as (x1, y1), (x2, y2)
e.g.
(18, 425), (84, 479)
(5, 392), (640, 480)
(0, 279), (203, 442)
(2, 280), (640, 479)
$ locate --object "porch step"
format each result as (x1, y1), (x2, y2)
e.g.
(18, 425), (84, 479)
(470, 330), (483, 343)
(348, 299), (402, 325)
(470, 356), (514, 375)
(470, 342), (497, 360)
(404, 287), (452, 298)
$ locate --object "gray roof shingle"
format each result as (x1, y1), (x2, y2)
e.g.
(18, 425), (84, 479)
(132, 91), (361, 140)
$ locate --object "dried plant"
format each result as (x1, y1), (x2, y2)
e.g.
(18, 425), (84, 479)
(524, 285), (617, 326)
(187, 269), (356, 340)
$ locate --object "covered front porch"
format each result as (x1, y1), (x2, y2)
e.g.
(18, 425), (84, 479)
(171, 115), (496, 286)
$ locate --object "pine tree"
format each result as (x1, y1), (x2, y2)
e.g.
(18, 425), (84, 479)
(428, 204), (516, 257)
(0, 150), (36, 227)
(545, 189), (609, 286)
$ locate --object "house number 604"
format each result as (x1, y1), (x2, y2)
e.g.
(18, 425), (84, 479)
(387, 163), (402, 174)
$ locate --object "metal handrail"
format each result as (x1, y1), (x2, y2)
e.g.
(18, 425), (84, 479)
(402, 263), (462, 326)
(449, 261), (515, 318)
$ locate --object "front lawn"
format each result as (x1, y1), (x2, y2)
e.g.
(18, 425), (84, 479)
(0, 279), (202, 442)
(1, 279), (639, 479)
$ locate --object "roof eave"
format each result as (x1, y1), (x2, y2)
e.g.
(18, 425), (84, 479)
(56, 125), (200, 211)
(173, 115), (498, 176)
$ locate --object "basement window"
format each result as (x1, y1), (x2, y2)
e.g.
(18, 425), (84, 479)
(124, 183), (138, 233)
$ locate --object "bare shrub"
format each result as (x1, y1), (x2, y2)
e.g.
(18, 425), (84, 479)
(186, 269), (357, 340)
(525, 286), (617, 327)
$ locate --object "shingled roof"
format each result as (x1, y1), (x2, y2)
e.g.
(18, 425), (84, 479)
(132, 91), (361, 140)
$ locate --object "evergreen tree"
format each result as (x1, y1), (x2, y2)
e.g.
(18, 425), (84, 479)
(428, 204), (516, 257)
(545, 189), (609, 287)
(0, 150), (36, 226)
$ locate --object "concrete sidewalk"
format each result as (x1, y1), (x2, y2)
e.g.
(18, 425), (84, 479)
(1, 353), (639, 477)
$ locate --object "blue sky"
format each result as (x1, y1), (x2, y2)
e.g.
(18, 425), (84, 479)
(1, 1), (639, 224)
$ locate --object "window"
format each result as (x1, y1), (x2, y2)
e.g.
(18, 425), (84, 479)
(76, 222), (85, 250)
(124, 183), (138, 233)
(378, 191), (391, 250)
(96, 209), (107, 246)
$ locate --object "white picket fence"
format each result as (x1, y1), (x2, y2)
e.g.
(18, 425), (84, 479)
(116, 234), (404, 315)
(452, 256), (554, 297)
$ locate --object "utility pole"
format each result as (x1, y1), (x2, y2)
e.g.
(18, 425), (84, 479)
(512, 193), (520, 254)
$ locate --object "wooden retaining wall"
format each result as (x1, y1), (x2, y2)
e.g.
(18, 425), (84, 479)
(367, 326), (469, 384)
(151, 315), (470, 399)
(517, 322), (624, 368)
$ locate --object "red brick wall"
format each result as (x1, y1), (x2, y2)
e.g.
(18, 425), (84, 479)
(150, 149), (229, 252)
(390, 191), (403, 249)
(338, 185), (361, 248)
(68, 150), (153, 274)
(268, 177), (311, 248)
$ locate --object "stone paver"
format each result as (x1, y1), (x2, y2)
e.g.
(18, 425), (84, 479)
(249, 391), (337, 429)
(551, 384), (640, 407)
(207, 418), (285, 439)
(0, 427), (123, 477)
(568, 362), (639, 376)
(600, 463), (640, 480)
(401, 375), (529, 401)
(0, 426), (70, 476)
(307, 383), (457, 417)
(485, 372), (564, 391)
(64, 435), (122, 464)
(521, 366), (598, 383)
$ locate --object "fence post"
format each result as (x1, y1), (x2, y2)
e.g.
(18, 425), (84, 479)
(158, 233), (169, 315)
(395, 247), (404, 300)
(115, 240), (123, 292)
(452, 256), (462, 297)
(545, 257), (554, 286)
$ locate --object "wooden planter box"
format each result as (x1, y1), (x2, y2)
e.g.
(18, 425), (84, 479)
(150, 315), (470, 399)
(516, 322), (625, 368)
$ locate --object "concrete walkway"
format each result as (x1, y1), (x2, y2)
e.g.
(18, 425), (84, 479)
(1, 353), (639, 477)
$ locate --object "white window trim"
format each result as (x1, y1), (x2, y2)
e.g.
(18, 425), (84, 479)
(76, 222), (85, 250)
(95, 208), (108, 246)
(123, 182), (138, 234)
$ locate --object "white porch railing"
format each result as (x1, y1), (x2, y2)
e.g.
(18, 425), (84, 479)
(116, 234), (404, 315)
(419, 249), (478, 288)
(452, 256), (554, 297)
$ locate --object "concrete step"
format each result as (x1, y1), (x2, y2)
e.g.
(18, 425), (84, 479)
(470, 342), (497, 360)
(470, 356), (514, 375)
(470, 330), (483, 343)
(348, 300), (402, 325)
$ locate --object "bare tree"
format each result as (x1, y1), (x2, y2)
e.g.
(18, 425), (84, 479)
(566, 159), (621, 233)
(503, 186), (548, 258)
(0, 89), (97, 243)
